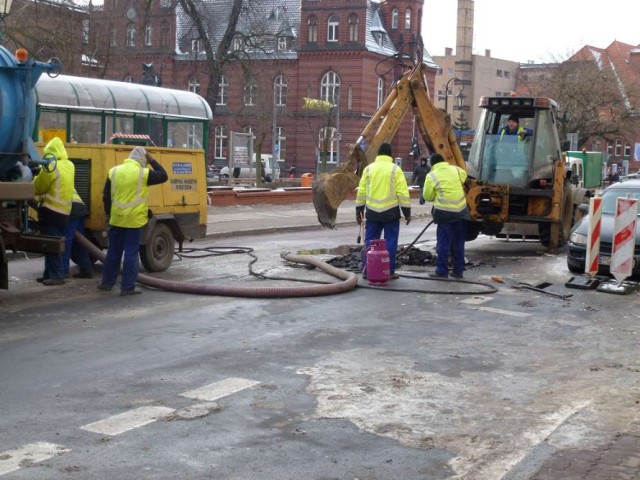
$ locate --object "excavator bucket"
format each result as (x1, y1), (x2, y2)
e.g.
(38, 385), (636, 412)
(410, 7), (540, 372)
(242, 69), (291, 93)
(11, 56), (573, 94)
(313, 145), (367, 229)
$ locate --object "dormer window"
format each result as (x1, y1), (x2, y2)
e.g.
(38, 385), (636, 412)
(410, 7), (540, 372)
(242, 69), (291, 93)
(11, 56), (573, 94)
(373, 32), (384, 47)
(232, 36), (243, 51)
(277, 36), (287, 51)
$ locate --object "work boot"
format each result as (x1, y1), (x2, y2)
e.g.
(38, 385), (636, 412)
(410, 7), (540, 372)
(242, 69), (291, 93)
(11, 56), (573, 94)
(97, 283), (113, 291)
(120, 288), (142, 297)
(451, 272), (464, 279)
(36, 277), (45, 283)
(42, 278), (65, 286)
(390, 273), (400, 280)
(428, 272), (448, 279)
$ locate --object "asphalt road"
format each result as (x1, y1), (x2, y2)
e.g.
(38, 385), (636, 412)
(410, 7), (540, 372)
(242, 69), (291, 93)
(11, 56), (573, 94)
(1, 226), (639, 479)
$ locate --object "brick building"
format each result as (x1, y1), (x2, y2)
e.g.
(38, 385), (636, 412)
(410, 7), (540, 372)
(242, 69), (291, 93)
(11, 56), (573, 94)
(88, 0), (438, 175)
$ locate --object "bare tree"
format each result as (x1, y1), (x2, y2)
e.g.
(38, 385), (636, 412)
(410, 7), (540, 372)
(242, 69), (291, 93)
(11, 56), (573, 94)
(536, 59), (640, 147)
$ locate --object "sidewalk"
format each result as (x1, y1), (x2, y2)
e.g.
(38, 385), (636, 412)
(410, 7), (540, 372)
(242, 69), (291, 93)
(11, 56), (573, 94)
(205, 198), (429, 239)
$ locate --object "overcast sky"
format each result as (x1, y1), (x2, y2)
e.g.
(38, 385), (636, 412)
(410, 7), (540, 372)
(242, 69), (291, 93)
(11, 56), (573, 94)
(421, 0), (639, 63)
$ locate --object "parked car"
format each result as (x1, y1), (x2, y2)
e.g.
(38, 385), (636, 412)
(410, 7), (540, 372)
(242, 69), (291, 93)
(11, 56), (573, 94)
(219, 155), (280, 182)
(566, 177), (640, 275)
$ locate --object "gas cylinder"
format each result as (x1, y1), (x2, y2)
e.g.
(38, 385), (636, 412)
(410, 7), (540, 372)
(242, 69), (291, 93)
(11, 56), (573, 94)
(366, 239), (390, 286)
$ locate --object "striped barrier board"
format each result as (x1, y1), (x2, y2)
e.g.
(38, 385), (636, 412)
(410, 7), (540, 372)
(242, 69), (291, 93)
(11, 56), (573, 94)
(585, 196), (602, 277)
(611, 196), (638, 284)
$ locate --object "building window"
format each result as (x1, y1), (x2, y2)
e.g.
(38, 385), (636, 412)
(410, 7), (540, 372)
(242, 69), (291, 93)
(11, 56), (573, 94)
(377, 77), (384, 108)
(277, 36), (287, 51)
(110, 29), (117, 47)
(188, 76), (200, 94)
(187, 124), (198, 148)
(274, 75), (287, 106)
(328, 15), (339, 42)
(160, 22), (168, 47)
(447, 68), (454, 75)
(607, 142), (613, 157)
(615, 139), (622, 157)
(244, 126), (255, 136)
(436, 68), (443, 75)
(306, 84), (312, 98)
(144, 23), (152, 46)
(391, 8), (398, 29)
(348, 14), (359, 42)
(308, 15), (317, 43)
(82, 19), (89, 45)
(405, 8), (411, 30)
(318, 127), (339, 164)
(321, 71), (340, 104)
(160, 0), (171, 7)
(232, 35), (243, 51)
(124, 75), (133, 83)
(191, 39), (202, 54)
(504, 71), (510, 79)
(625, 143), (631, 158)
(216, 76), (228, 106)
(244, 80), (257, 106)
(496, 69), (503, 77)
(214, 125), (228, 161)
(126, 24), (137, 47)
(276, 126), (286, 159)
(373, 32), (384, 47)
(592, 139), (601, 151)
(347, 85), (353, 111)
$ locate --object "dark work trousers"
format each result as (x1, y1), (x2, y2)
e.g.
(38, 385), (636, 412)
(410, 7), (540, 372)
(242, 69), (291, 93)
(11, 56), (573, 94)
(435, 219), (466, 277)
(40, 221), (66, 281)
(361, 220), (400, 274)
(101, 226), (142, 293)
(63, 216), (93, 276)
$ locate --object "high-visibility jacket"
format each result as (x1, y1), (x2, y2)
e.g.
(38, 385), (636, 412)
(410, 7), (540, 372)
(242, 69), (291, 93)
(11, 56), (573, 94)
(108, 158), (150, 228)
(355, 154), (411, 221)
(423, 162), (468, 213)
(500, 126), (529, 141)
(34, 137), (74, 216)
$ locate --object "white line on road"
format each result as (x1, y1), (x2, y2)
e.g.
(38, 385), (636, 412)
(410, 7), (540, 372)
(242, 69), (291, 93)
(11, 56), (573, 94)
(180, 377), (260, 402)
(476, 306), (532, 318)
(0, 442), (70, 476)
(80, 406), (175, 436)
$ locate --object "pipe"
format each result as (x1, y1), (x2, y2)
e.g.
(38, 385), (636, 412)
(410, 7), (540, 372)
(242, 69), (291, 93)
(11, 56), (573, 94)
(75, 232), (358, 298)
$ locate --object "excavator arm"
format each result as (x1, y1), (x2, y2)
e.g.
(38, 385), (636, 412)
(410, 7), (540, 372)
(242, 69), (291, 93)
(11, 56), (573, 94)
(313, 63), (465, 228)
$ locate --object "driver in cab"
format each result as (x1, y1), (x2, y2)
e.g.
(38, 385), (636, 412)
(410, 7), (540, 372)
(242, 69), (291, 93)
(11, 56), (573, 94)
(500, 115), (532, 141)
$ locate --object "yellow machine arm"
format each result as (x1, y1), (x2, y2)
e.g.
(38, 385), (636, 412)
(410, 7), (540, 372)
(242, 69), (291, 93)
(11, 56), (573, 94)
(313, 63), (465, 228)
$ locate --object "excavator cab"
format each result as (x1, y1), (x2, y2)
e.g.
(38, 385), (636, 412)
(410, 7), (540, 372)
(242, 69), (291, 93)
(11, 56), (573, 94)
(466, 97), (562, 190)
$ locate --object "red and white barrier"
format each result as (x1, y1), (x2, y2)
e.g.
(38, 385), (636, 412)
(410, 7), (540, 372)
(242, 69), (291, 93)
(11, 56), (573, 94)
(585, 196), (602, 277)
(611, 196), (638, 283)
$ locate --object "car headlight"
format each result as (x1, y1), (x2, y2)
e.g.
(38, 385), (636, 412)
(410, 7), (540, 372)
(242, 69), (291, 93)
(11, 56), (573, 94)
(569, 231), (587, 246)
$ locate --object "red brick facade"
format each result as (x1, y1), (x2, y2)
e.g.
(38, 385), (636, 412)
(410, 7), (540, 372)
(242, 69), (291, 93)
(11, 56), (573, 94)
(87, 0), (435, 176)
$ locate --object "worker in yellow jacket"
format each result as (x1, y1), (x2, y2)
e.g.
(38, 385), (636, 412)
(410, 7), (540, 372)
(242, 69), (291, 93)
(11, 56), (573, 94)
(98, 146), (168, 296)
(34, 137), (74, 285)
(355, 143), (411, 279)
(423, 153), (469, 279)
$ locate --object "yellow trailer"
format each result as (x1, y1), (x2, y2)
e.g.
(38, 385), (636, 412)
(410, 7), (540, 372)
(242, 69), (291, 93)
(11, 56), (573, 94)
(36, 142), (209, 272)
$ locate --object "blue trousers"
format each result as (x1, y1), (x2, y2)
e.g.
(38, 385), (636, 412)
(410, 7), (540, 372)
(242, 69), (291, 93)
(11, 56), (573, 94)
(435, 220), (466, 277)
(64, 216), (93, 276)
(101, 226), (141, 292)
(361, 220), (400, 274)
(40, 222), (66, 281)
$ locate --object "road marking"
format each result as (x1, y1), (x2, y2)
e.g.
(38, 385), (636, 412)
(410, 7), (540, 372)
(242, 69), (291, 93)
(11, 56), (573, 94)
(476, 306), (532, 318)
(0, 442), (70, 476)
(180, 377), (260, 402)
(80, 406), (175, 436)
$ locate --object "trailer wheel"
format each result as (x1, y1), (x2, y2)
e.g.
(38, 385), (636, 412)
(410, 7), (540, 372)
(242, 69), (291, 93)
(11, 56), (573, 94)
(140, 223), (175, 272)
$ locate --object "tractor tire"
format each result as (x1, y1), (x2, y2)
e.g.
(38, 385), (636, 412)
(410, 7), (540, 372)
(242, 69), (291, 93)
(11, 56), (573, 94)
(539, 186), (574, 248)
(140, 222), (175, 272)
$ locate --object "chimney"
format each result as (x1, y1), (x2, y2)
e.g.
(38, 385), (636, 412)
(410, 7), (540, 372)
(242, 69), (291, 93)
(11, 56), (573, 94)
(630, 49), (640, 70)
(445, 47), (453, 56)
(485, 49), (491, 57)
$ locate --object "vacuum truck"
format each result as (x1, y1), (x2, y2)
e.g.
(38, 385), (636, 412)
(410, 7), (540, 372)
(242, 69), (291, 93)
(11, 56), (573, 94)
(0, 46), (61, 289)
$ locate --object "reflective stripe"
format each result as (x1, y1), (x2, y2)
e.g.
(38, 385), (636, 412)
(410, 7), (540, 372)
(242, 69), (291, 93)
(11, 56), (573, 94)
(41, 165), (72, 214)
(111, 166), (145, 209)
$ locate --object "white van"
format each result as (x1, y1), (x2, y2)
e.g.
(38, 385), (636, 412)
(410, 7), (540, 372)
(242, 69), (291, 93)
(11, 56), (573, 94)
(220, 154), (281, 182)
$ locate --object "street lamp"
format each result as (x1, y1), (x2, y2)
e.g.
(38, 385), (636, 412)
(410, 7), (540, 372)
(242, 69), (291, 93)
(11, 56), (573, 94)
(0, 0), (13, 44)
(442, 77), (462, 113)
(454, 84), (465, 142)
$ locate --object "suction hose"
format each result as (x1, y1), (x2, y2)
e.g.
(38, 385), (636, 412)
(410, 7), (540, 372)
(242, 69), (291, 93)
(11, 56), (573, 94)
(75, 232), (358, 298)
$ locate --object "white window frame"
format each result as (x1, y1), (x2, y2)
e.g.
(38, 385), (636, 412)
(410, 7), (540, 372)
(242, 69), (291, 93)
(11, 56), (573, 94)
(144, 23), (152, 46)
(318, 127), (339, 165)
(377, 77), (384, 109)
(276, 126), (286, 159)
(126, 24), (136, 47)
(321, 71), (340, 104)
(327, 15), (339, 42)
(277, 36), (287, 51)
(274, 75), (287, 106)
(214, 125), (228, 160)
(405, 8), (411, 30)
(391, 8), (398, 29)
(188, 76), (200, 94)
(244, 81), (257, 106)
(216, 76), (228, 106)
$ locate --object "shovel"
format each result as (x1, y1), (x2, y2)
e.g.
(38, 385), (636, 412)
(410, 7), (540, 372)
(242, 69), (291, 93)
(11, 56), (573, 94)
(491, 276), (572, 300)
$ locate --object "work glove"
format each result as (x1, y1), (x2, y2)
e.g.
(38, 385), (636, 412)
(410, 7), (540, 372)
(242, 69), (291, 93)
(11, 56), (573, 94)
(356, 213), (362, 225)
(405, 216), (411, 225)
